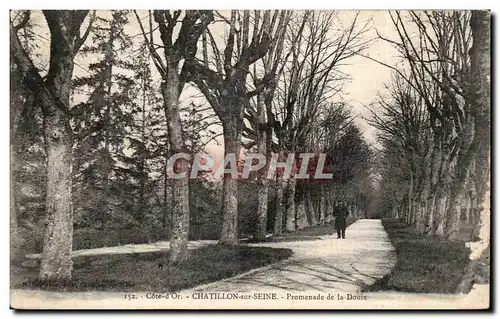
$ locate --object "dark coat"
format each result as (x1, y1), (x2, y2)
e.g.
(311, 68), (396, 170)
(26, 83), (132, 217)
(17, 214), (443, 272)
(334, 205), (349, 230)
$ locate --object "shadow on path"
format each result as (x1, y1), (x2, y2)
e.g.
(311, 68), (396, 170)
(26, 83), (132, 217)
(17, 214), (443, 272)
(185, 219), (396, 293)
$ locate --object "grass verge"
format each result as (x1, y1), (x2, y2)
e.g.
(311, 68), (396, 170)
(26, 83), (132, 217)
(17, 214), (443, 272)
(11, 245), (292, 292)
(362, 219), (470, 294)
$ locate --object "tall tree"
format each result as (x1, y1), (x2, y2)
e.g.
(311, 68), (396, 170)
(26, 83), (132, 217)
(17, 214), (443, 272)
(467, 10), (490, 249)
(243, 11), (293, 240)
(135, 10), (213, 262)
(190, 10), (285, 245)
(455, 11), (490, 292)
(72, 10), (140, 228)
(10, 10), (91, 281)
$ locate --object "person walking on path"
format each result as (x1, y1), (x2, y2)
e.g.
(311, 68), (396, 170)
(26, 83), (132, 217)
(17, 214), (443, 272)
(334, 201), (349, 239)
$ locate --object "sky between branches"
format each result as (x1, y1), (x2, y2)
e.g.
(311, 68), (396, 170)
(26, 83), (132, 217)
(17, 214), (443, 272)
(21, 10), (404, 160)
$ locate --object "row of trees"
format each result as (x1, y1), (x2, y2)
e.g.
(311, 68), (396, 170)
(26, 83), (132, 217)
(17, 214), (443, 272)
(372, 11), (490, 241)
(10, 10), (374, 282)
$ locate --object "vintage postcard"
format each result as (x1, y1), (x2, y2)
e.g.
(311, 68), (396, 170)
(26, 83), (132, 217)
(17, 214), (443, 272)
(9, 9), (490, 310)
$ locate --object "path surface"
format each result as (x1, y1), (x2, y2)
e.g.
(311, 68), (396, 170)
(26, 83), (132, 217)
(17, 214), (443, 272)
(25, 236), (273, 260)
(24, 220), (395, 292)
(11, 219), (490, 309)
(185, 219), (396, 294)
(24, 240), (217, 259)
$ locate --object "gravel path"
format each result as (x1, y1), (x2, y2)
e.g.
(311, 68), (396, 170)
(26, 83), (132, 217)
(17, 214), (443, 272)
(184, 219), (396, 294)
(11, 220), (489, 309)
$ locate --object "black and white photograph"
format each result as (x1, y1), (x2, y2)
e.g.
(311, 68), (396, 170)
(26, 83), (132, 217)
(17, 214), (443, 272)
(9, 8), (491, 310)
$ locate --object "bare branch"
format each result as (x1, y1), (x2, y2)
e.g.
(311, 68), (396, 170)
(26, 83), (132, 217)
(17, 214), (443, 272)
(75, 10), (96, 53)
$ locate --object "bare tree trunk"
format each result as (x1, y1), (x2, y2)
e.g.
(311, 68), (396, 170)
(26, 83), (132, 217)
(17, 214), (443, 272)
(169, 172), (189, 263)
(456, 7), (491, 279)
(433, 192), (448, 236)
(273, 177), (285, 235)
(163, 156), (169, 230)
(40, 115), (74, 281)
(324, 193), (329, 221)
(414, 204), (423, 232)
(220, 130), (241, 245)
(445, 142), (474, 239)
(455, 16), (491, 296)
(285, 178), (296, 232)
(295, 184), (308, 229)
(463, 192), (471, 225)
(417, 152), (432, 232)
(468, 195), (477, 227)
(404, 201), (410, 224)
(324, 187), (334, 223)
(415, 195), (425, 232)
(295, 199), (307, 229)
(424, 195), (435, 234)
(10, 58), (25, 250)
(31, 11), (89, 281)
(254, 176), (268, 240)
(10, 152), (18, 239)
(161, 70), (190, 263)
(254, 97), (268, 241)
(306, 187), (317, 226)
(469, 10), (491, 243)
(139, 76), (148, 224)
(407, 174), (414, 225)
(319, 185), (326, 224)
(411, 201), (417, 225)
(350, 202), (356, 219)
(216, 62), (247, 245)
(400, 203), (404, 220)
(407, 203), (412, 224)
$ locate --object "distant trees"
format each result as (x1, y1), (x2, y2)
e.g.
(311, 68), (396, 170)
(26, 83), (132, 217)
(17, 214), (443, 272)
(370, 74), (433, 230)
(373, 10), (490, 241)
(270, 11), (369, 232)
(217, 10), (372, 238)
